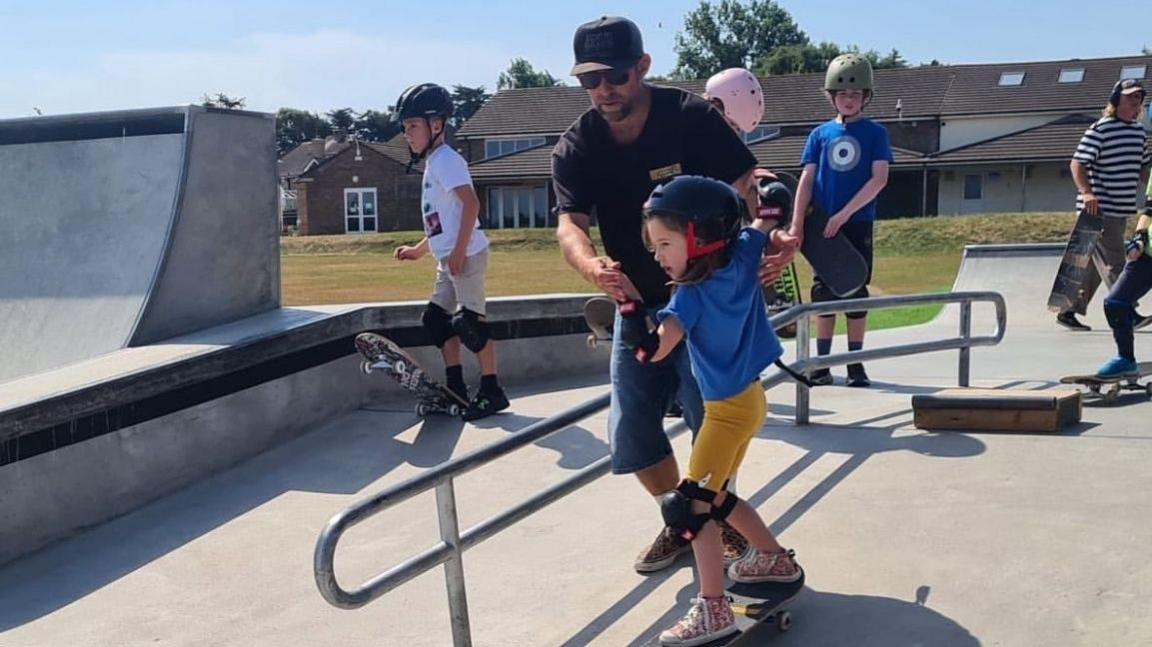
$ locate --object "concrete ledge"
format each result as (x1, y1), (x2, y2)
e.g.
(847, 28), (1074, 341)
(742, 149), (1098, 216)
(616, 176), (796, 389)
(0, 294), (608, 565)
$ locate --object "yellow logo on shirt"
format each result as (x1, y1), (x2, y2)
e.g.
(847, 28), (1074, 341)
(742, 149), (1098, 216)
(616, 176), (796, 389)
(649, 163), (682, 182)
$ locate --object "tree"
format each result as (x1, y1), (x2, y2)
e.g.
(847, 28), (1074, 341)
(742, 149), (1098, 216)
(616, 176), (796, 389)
(756, 41), (841, 76)
(275, 108), (332, 156)
(451, 84), (491, 127)
(497, 58), (563, 90)
(353, 109), (399, 142)
(201, 93), (246, 109)
(326, 108), (356, 140)
(673, 0), (807, 79)
(867, 48), (908, 70)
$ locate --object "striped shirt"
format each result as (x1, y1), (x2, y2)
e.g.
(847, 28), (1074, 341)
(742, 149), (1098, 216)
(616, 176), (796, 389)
(1072, 117), (1151, 218)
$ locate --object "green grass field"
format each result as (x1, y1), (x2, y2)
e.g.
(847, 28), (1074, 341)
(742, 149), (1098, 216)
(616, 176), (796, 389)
(281, 211), (1076, 333)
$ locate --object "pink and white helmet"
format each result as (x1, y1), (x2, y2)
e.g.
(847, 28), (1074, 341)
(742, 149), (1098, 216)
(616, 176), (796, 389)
(705, 68), (764, 134)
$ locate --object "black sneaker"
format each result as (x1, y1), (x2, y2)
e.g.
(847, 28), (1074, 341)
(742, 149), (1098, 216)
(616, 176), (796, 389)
(846, 364), (871, 388)
(809, 368), (834, 386)
(1056, 311), (1091, 331)
(462, 387), (510, 421)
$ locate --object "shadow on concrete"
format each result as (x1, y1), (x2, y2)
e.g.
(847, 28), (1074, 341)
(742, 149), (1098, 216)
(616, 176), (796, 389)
(623, 583), (980, 647)
(557, 410), (986, 647)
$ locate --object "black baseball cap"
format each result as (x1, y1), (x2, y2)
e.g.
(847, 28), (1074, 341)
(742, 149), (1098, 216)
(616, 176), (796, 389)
(570, 16), (644, 76)
(1118, 78), (1145, 96)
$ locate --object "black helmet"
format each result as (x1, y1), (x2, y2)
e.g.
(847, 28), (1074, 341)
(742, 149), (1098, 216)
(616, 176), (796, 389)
(394, 83), (454, 122)
(643, 175), (744, 258)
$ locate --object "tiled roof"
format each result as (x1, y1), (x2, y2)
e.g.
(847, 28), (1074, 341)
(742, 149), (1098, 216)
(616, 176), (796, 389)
(927, 115), (1097, 164)
(468, 144), (552, 180)
(747, 135), (925, 171)
(457, 55), (1151, 137)
(279, 139), (344, 178)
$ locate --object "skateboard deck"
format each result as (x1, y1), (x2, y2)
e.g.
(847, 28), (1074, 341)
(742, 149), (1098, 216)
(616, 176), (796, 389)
(800, 204), (868, 298)
(354, 332), (469, 416)
(725, 567), (805, 641)
(1048, 210), (1108, 314)
(1060, 361), (1152, 403)
(584, 296), (617, 349)
(763, 262), (801, 338)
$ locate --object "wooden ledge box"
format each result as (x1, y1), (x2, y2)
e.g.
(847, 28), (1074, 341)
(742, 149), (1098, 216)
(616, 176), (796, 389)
(912, 388), (1082, 433)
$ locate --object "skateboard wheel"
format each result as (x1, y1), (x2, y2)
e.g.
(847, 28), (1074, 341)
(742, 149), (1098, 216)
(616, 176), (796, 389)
(360, 360), (374, 375)
(448, 404), (461, 417)
(1104, 387), (1119, 403)
(777, 611), (792, 632)
(586, 335), (597, 349)
(1145, 383), (1152, 397)
(415, 403), (429, 417)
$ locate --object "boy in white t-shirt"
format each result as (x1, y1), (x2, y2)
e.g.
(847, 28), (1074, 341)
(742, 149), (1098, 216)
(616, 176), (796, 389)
(392, 83), (509, 420)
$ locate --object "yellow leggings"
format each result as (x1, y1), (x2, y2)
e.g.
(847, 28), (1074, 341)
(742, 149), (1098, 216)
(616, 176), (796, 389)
(686, 381), (767, 491)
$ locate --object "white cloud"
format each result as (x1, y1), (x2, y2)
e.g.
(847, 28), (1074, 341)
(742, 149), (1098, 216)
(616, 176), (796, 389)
(8, 29), (513, 118)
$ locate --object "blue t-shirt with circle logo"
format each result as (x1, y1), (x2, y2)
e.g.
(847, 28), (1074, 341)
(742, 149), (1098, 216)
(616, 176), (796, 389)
(800, 118), (893, 222)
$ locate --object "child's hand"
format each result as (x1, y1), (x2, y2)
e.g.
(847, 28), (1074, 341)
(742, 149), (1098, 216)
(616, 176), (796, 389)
(448, 247), (467, 275)
(394, 245), (421, 261)
(824, 211), (850, 238)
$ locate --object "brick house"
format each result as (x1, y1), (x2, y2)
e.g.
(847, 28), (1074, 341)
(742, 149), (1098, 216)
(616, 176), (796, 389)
(279, 135), (425, 235)
(457, 54), (1150, 224)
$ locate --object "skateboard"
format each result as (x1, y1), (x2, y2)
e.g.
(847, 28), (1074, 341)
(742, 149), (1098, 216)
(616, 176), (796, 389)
(763, 262), (801, 338)
(1048, 210), (1109, 314)
(1059, 361), (1152, 403)
(800, 202), (869, 298)
(725, 566), (805, 641)
(584, 296), (617, 349)
(354, 332), (469, 416)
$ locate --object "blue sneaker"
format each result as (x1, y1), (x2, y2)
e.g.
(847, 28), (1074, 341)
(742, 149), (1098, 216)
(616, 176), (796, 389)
(1095, 356), (1138, 379)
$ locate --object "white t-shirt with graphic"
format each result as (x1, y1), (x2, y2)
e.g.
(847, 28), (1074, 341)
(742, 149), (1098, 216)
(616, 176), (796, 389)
(421, 145), (489, 259)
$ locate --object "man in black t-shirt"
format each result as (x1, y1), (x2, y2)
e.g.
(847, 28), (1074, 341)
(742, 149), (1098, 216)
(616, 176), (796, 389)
(553, 16), (796, 575)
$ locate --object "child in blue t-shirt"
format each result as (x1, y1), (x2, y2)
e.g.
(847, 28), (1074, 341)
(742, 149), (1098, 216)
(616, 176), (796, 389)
(791, 54), (893, 388)
(618, 175), (802, 646)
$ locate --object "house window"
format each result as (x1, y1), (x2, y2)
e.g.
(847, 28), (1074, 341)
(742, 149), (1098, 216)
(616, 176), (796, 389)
(963, 174), (983, 200)
(487, 185), (551, 228)
(743, 126), (779, 143)
(484, 137), (546, 159)
(1120, 65), (1146, 81)
(998, 71), (1025, 86)
(1058, 68), (1084, 83)
(344, 188), (378, 233)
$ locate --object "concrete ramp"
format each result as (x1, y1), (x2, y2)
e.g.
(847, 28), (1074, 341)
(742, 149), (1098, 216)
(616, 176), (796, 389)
(0, 107), (279, 383)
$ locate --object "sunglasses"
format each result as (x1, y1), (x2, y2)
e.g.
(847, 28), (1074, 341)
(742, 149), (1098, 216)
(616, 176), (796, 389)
(577, 68), (631, 90)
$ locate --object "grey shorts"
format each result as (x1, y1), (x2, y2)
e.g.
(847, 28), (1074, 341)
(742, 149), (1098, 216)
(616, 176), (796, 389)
(431, 249), (488, 315)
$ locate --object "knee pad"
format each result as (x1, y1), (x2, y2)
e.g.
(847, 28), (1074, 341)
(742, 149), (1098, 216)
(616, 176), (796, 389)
(451, 308), (491, 353)
(846, 285), (870, 319)
(811, 280), (837, 304)
(1104, 298), (1135, 331)
(421, 302), (456, 348)
(659, 480), (739, 542)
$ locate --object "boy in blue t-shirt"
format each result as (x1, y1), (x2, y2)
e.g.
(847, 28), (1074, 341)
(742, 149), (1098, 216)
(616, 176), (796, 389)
(617, 175), (803, 646)
(790, 54), (893, 387)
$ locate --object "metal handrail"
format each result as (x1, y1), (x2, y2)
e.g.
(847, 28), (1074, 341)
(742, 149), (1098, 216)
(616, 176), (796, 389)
(314, 289), (1006, 646)
(762, 290), (1006, 423)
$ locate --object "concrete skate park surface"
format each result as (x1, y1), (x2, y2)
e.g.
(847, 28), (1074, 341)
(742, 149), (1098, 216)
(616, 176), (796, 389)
(3, 244), (1151, 647)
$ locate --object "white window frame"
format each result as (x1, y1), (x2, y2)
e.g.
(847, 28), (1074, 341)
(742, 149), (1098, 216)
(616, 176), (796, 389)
(487, 185), (549, 229)
(484, 136), (546, 159)
(998, 71), (1025, 86)
(1120, 65), (1147, 81)
(743, 125), (780, 143)
(1058, 68), (1084, 83)
(343, 187), (379, 234)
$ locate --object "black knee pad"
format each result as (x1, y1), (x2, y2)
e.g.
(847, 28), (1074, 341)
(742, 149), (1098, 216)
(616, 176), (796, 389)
(1104, 298), (1135, 331)
(811, 280), (837, 304)
(421, 302), (456, 348)
(846, 286), (870, 319)
(660, 480), (738, 542)
(452, 308), (491, 353)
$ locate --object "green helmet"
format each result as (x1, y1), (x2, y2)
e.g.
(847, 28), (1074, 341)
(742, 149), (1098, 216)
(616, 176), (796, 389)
(824, 54), (873, 92)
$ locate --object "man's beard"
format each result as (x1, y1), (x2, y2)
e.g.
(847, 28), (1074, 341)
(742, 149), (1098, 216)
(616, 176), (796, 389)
(595, 99), (632, 123)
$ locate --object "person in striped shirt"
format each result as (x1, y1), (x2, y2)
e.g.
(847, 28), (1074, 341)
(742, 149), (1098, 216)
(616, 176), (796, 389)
(1058, 78), (1151, 331)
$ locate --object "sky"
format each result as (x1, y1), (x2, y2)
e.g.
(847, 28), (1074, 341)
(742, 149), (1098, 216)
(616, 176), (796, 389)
(2, 0), (1146, 119)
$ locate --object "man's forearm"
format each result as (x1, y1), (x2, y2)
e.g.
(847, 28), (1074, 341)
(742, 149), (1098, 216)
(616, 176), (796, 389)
(556, 215), (599, 280)
(1071, 161), (1092, 194)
